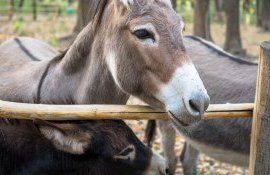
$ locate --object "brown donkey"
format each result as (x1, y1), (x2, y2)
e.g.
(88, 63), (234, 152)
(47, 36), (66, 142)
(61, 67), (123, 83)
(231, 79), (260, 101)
(0, 0), (209, 126)
(0, 0), (208, 174)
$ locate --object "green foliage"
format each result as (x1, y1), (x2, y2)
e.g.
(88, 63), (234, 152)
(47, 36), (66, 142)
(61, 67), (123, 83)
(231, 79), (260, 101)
(0, 0), (260, 25)
(240, 0), (257, 25)
(0, 0), (77, 16)
(12, 16), (25, 33)
(176, 0), (194, 22)
(50, 35), (59, 47)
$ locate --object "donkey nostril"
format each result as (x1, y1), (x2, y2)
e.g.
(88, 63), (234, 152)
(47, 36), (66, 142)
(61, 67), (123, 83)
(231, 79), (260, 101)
(189, 96), (210, 115)
(165, 168), (169, 174)
(188, 93), (210, 115)
(165, 168), (172, 175)
(189, 99), (201, 113)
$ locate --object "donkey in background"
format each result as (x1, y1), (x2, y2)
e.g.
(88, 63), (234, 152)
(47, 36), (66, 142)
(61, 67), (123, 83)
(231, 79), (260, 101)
(0, 0), (209, 174)
(144, 35), (257, 174)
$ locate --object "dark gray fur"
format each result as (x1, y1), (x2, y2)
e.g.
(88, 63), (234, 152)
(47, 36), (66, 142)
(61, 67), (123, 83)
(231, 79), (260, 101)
(182, 36), (255, 154)
(181, 34), (255, 154)
(0, 119), (154, 175)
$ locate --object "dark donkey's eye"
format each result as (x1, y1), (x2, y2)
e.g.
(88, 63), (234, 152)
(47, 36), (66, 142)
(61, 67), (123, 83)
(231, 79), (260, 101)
(133, 29), (155, 41)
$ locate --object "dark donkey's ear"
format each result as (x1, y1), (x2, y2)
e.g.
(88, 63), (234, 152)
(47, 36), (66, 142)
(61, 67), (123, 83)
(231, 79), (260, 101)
(33, 119), (91, 155)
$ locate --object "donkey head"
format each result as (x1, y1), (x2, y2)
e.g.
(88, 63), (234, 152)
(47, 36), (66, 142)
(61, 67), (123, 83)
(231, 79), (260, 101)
(102, 0), (209, 125)
(34, 119), (168, 175)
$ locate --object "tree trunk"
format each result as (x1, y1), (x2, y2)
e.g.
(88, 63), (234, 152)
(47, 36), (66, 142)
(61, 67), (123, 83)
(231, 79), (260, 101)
(214, 0), (224, 23)
(171, 0), (177, 10)
(32, 0), (37, 21)
(19, 0), (24, 8)
(73, 0), (92, 33)
(257, 0), (262, 27)
(8, 0), (15, 21)
(261, 0), (270, 31)
(223, 0), (245, 55)
(193, 0), (213, 41)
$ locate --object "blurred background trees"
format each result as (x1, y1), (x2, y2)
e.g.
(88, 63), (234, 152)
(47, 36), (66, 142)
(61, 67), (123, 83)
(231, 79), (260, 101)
(193, 0), (212, 41)
(0, 0), (269, 57)
(73, 0), (91, 33)
(223, 0), (245, 55)
(259, 0), (270, 30)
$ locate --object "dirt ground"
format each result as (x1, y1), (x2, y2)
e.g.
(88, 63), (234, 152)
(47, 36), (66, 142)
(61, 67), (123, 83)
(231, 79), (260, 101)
(1, 15), (269, 175)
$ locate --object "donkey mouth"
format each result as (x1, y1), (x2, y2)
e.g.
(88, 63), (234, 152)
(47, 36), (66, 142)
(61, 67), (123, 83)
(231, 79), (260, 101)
(168, 111), (189, 127)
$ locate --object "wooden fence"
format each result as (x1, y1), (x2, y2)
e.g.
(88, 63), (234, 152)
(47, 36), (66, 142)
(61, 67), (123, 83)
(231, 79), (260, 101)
(0, 101), (253, 120)
(0, 41), (269, 174)
(249, 41), (270, 175)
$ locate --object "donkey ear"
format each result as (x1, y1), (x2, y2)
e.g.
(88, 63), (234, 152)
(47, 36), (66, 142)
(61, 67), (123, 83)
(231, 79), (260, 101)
(34, 119), (91, 155)
(113, 145), (136, 162)
(114, 0), (134, 10)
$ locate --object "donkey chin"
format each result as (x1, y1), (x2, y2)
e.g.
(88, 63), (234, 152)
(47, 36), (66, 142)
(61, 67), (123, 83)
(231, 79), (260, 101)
(157, 63), (210, 127)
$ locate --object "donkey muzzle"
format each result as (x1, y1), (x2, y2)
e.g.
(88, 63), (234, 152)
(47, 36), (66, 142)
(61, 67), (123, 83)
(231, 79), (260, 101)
(158, 63), (210, 126)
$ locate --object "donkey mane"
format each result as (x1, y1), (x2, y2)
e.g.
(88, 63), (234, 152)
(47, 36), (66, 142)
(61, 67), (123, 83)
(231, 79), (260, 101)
(83, 0), (108, 29)
(14, 38), (40, 61)
(35, 51), (66, 103)
(59, 0), (110, 74)
(185, 35), (257, 65)
(56, 0), (108, 58)
(34, 0), (111, 102)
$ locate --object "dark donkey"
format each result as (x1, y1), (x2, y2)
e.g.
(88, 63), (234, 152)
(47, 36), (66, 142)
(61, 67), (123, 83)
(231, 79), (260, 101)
(0, 0), (209, 174)
(145, 36), (258, 174)
(0, 119), (167, 175)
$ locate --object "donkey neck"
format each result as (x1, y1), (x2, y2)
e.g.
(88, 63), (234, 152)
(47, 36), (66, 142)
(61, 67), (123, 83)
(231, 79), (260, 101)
(39, 24), (129, 105)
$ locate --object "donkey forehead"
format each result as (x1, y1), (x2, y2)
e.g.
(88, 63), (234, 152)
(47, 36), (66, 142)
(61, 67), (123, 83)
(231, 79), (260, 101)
(128, 10), (184, 38)
(127, 0), (172, 7)
(127, 1), (183, 28)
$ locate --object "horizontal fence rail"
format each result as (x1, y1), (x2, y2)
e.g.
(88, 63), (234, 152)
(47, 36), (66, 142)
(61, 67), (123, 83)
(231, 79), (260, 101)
(0, 100), (254, 120)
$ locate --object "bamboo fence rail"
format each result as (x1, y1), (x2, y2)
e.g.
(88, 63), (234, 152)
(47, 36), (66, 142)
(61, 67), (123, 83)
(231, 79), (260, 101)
(0, 100), (253, 120)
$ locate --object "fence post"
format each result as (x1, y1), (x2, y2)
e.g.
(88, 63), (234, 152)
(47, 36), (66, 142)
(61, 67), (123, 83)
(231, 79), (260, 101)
(249, 41), (270, 175)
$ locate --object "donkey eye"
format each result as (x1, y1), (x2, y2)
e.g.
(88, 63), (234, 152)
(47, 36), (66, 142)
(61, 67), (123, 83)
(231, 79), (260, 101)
(133, 29), (155, 41)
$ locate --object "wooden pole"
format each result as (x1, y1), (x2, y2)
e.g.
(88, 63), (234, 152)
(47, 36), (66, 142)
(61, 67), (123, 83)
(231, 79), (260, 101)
(249, 41), (270, 175)
(0, 100), (253, 120)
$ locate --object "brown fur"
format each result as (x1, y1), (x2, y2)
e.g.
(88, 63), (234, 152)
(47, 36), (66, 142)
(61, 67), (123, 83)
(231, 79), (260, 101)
(0, 0), (200, 174)
(0, 0), (207, 125)
(0, 1), (211, 174)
